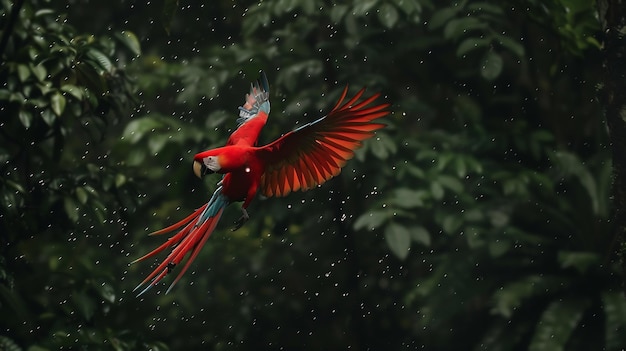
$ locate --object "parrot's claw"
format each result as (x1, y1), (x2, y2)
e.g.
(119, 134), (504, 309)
(232, 208), (249, 231)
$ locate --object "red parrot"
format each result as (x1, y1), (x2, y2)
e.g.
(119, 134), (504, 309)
(132, 72), (389, 295)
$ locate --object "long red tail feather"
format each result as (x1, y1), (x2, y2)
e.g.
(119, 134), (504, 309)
(133, 205), (225, 296)
(148, 203), (208, 236)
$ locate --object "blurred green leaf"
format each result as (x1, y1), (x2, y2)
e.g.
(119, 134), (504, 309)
(114, 31), (141, 56)
(97, 282), (116, 303)
(430, 181), (444, 200)
(18, 110), (33, 128)
(17, 64), (31, 81)
(29, 63), (46, 82)
(443, 17), (486, 40)
(125, 148), (146, 166)
(480, 51), (503, 80)
(385, 222), (411, 260)
(75, 62), (106, 95)
(603, 291), (626, 350)
(429, 5), (463, 30)
(488, 210), (509, 227)
(494, 33), (525, 57)
(34, 8), (55, 17)
(64, 197), (79, 222)
(492, 275), (568, 318)
(330, 4), (348, 23)
(353, 210), (390, 231)
(206, 110), (229, 129)
(368, 132), (398, 160)
(442, 214), (462, 234)
(390, 188), (426, 208)
(553, 151), (600, 215)
(0, 89), (10, 100)
(410, 225), (431, 246)
(76, 187), (89, 204)
(5, 180), (26, 194)
(148, 134), (169, 154)
(468, 2), (503, 15)
(86, 49), (113, 73)
(456, 37), (491, 57)
(488, 240), (510, 257)
(370, 137), (389, 159)
(393, 0), (420, 15)
(122, 116), (166, 143)
(41, 109), (56, 125)
(378, 3), (399, 29)
(529, 298), (590, 351)
(352, 0), (379, 16)
(437, 175), (464, 193)
(71, 291), (96, 321)
(115, 174), (126, 188)
(60, 84), (84, 100)
(0, 335), (22, 351)
(557, 251), (599, 274)
(50, 92), (66, 116)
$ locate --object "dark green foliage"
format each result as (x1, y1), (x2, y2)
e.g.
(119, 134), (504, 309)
(0, 1), (150, 349)
(1, 0), (623, 350)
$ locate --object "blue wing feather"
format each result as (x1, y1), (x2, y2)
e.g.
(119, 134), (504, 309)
(236, 71), (270, 125)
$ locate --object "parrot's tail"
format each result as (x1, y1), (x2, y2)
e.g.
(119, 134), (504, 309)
(132, 188), (228, 296)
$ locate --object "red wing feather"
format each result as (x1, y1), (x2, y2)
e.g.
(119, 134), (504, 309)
(256, 87), (390, 197)
(227, 72), (271, 146)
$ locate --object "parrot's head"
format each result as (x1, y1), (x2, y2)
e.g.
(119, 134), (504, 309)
(193, 159), (215, 178)
(193, 150), (225, 178)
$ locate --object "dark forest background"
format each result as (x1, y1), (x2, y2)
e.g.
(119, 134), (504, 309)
(2, 0), (625, 350)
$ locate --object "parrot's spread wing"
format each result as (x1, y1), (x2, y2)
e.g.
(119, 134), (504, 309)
(226, 71), (271, 147)
(256, 87), (390, 197)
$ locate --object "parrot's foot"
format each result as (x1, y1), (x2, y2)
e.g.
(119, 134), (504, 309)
(232, 208), (249, 231)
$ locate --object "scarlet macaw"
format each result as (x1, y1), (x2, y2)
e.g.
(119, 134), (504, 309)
(132, 72), (389, 295)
